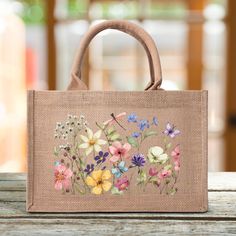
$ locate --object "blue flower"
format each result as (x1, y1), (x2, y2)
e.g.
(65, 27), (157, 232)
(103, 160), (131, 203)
(152, 117), (158, 126)
(84, 164), (94, 174)
(94, 151), (109, 164)
(127, 113), (137, 123)
(132, 154), (146, 167)
(132, 132), (141, 138)
(138, 119), (149, 131)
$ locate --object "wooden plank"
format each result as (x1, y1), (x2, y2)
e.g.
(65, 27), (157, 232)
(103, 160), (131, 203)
(0, 181), (25, 191)
(1, 172), (236, 191)
(0, 191), (25, 202)
(208, 172), (236, 191)
(0, 173), (25, 181)
(0, 219), (235, 235)
(0, 192), (235, 220)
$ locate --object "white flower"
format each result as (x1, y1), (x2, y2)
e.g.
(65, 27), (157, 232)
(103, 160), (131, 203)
(147, 146), (168, 164)
(79, 128), (107, 156)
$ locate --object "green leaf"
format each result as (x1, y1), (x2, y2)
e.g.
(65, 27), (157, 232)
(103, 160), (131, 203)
(169, 187), (177, 195)
(137, 169), (147, 183)
(143, 130), (158, 139)
(164, 164), (172, 170)
(74, 183), (86, 195)
(109, 133), (120, 141)
(149, 176), (157, 182)
(53, 147), (59, 156)
(107, 126), (116, 135)
(111, 187), (123, 195)
(127, 136), (138, 147)
(166, 143), (172, 149)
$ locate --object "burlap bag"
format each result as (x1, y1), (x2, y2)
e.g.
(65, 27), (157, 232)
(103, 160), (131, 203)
(27, 20), (207, 212)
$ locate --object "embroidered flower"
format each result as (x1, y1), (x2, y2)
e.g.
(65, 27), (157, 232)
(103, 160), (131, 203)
(94, 151), (109, 164)
(164, 122), (180, 138)
(147, 146), (169, 164)
(79, 128), (107, 156)
(127, 113), (137, 123)
(109, 141), (131, 163)
(138, 119), (149, 131)
(85, 170), (112, 195)
(115, 176), (130, 191)
(131, 154), (146, 167)
(149, 167), (158, 176)
(84, 164), (95, 175)
(54, 164), (73, 190)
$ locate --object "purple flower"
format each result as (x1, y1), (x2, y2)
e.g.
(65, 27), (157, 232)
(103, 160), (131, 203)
(94, 151), (109, 164)
(132, 154), (146, 167)
(152, 117), (158, 126)
(127, 113), (137, 123)
(132, 132), (141, 138)
(164, 122), (180, 138)
(138, 120), (149, 131)
(84, 164), (94, 174)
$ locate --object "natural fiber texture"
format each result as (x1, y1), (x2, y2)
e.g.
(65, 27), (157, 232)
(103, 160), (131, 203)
(27, 20), (207, 212)
(68, 20), (162, 91)
(27, 90), (208, 212)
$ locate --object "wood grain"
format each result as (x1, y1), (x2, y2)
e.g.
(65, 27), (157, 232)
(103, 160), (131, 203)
(0, 219), (236, 236)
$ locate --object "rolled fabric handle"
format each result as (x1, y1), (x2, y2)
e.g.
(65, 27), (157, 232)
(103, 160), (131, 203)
(68, 20), (162, 91)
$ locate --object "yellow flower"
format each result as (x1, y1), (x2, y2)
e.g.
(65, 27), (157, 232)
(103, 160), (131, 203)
(85, 170), (112, 195)
(79, 128), (107, 156)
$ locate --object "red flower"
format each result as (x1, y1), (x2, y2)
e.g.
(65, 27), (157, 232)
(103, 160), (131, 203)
(115, 176), (130, 191)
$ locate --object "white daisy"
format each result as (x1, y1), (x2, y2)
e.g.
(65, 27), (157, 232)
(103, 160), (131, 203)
(79, 128), (107, 156)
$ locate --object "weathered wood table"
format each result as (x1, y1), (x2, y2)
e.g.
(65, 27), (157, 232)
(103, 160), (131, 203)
(0, 172), (235, 235)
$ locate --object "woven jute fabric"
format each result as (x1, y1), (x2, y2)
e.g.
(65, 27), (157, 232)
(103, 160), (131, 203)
(27, 90), (208, 212)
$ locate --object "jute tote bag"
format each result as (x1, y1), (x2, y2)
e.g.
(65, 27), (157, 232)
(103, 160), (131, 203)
(27, 20), (208, 212)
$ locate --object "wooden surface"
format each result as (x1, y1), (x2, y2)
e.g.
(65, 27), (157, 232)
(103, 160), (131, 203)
(0, 172), (235, 235)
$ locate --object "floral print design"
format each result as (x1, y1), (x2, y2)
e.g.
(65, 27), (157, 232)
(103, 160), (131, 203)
(53, 113), (181, 195)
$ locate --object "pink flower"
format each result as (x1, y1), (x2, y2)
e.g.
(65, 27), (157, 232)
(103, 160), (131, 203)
(54, 164), (73, 190)
(115, 176), (130, 191)
(149, 167), (158, 176)
(171, 144), (180, 161)
(109, 141), (131, 163)
(174, 161), (180, 172)
(158, 169), (172, 179)
(171, 145), (180, 172)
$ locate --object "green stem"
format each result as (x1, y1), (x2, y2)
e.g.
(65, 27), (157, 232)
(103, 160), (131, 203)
(96, 122), (111, 145)
(75, 159), (89, 192)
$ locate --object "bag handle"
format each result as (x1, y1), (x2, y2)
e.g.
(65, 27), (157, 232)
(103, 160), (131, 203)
(67, 20), (162, 91)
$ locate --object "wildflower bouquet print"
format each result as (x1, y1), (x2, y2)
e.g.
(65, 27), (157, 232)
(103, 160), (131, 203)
(53, 112), (181, 196)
